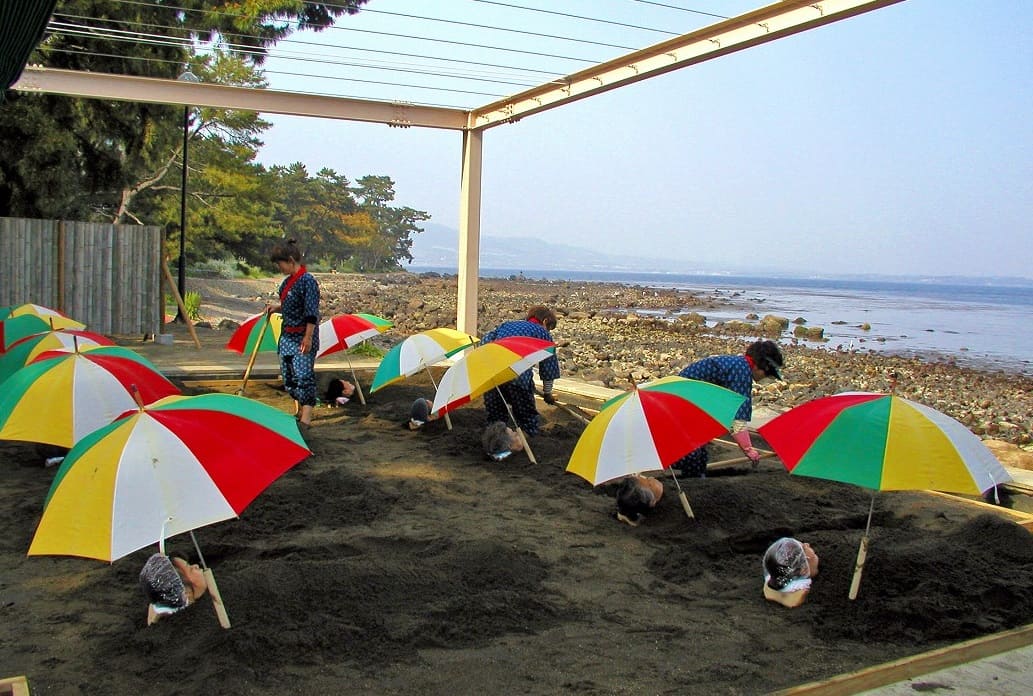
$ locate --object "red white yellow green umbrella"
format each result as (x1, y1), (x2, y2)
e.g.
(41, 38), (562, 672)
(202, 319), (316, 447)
(315, 313), (393, 358)
(758, 392), (1009, 494)
(225, 311), (282, 354)
(566, 376), (746, 518)
(315, 313), (393, 405)
(0, 303), (82, 324)
(27, 392), (310, 562)
(370, 328), (477, 393)
(431, 336), (555, 462)
(566, 376), (746, 486)
(431, 336), (555, 416)
(1, 312), (86, 350)
(0, 346), (180, 448)
(370, 327), (477, 430)
(0, 329), (115, 385)
(758, 391), (1012, 598)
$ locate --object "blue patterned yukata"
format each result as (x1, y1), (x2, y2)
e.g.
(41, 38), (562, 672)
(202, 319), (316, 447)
(480, 319), (560, 435)
(277, 267), (320, 407)
(673, 354), (755, 477)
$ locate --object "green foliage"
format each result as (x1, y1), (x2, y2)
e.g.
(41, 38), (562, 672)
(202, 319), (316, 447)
(347, 342), (384, 358)
(183, 291), (203, 320)
(1, 0), (431, 274)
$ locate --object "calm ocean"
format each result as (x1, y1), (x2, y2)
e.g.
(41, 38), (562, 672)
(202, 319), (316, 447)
(413, 267), (1033, 376)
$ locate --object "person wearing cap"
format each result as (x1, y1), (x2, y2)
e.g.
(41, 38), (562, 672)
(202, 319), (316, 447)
(763, 537), (820, 608)
(407, 397), (439, 430)
(615, 474), (665, 526)
(481, 420), (525, 461)
(139, 553), (208, 625)
(672, 339), (784, 477)
(479, 305), (561, 436)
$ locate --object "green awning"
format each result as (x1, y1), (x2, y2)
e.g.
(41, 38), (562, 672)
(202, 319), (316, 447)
(1, 0), (58, 104)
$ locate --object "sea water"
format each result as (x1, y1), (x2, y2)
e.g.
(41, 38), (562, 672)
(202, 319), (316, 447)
(414, 267), (1033, 376)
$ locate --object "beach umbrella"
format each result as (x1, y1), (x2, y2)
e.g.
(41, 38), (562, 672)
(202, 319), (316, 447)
(225, 312), (282, 395)
(0, 329), (115, 385)
(225, 311), (282, 354)
(0, 345), (180, 448)
(566, 376), (746, 519)
(315, 313), (393, 405)
(370, 327), (477, 430)
(758, 391), (1012, 599)
(1, 303), (81, 324)
(431, 336), (556, 463)
(316, 313), (394, 358)
(1, 313), (86, 351)
(28, 391), (312, 628)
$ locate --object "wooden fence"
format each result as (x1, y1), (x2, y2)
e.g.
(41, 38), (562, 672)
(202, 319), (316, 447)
(0, 217), (164, 335)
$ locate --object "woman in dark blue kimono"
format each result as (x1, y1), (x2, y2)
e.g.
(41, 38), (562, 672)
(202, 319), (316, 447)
(266, 239), (320, 429)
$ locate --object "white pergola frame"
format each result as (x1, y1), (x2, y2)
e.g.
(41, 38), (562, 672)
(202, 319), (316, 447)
(13, 0), (904, 334)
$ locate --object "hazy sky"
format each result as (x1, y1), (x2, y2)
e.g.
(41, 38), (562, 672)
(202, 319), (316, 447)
(255, 1), (1032, 279)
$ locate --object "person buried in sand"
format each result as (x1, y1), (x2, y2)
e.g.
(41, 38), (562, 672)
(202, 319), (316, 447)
(407, 397), (439, 430)
(615, 474), (665, 527)
(139, 553), (208, 625)
(482, 420), (525, 461)
(324, 378), (356, 406)
(672, 339), (784, 478)
(762, 537), (820, 608)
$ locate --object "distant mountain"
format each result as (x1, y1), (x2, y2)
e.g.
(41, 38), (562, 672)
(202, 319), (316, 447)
(407, 222), (706, 274)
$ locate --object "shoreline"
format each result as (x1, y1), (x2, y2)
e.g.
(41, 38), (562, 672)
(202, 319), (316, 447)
(190, 272), (1033, 450)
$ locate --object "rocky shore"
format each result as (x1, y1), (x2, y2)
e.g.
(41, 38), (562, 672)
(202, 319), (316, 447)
(193, 272), (1033, 457)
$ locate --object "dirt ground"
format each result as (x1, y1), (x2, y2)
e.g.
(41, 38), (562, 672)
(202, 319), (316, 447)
(2, 354), (1033, 695)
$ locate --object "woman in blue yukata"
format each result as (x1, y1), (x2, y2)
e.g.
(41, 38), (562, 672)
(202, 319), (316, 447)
(266, 238), (320, 429)
(480, 305), (560, 436)
(673, 339), (784, 477)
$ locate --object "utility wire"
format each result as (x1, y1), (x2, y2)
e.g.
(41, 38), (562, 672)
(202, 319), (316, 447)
(471, 0), (679, 35)
(50, 12), (562, 80)
(631, 0), (728, 20)
(41, 47), (488, 108)
(46, 22), (542, 87)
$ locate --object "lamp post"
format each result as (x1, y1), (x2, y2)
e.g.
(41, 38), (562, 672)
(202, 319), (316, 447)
(176, 68), (201, 322)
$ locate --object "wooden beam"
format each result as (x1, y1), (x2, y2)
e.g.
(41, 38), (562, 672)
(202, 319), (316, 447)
(773, 622), (1033, 695)
(470, 0), (907, 130)
(924, 490), (1033, 530)
(13, 67), (469, 131)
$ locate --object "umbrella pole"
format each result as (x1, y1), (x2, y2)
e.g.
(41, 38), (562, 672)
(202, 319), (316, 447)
(848, 494), (876, 601)
(190, 531), (231, 629)
(668, 469), (696, 519)
(345, 355), (367, 405)
(425, 367), (452, 430)
(497, 386), (537, 464)
(238, 313), (271, 396)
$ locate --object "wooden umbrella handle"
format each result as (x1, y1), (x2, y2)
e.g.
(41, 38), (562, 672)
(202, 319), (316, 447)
(848, 535), (869, 600)
(160, 257), (201, 350)
(203, 568), (231, 628)
(238, 312), (270, 396)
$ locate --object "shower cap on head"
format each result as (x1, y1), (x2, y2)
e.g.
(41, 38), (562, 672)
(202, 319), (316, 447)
(482, 421), (514, 459)
(763, 537), (812, 593)
(409, 398), (431, 429)
(140, 553), (188, 613)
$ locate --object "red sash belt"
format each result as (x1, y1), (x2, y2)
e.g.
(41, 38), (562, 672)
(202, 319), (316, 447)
(283, 325), (307, 334)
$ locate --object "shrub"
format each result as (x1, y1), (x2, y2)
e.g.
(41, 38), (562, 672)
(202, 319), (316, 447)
(183, 291), (203, 320)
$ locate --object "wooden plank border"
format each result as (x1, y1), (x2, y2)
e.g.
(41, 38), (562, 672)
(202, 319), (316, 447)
(773, 622), (1033, 695)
